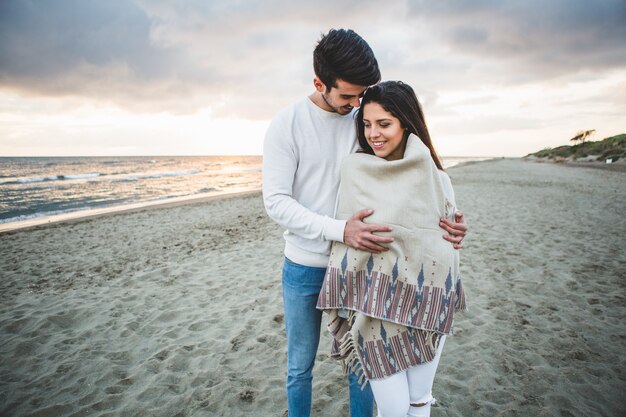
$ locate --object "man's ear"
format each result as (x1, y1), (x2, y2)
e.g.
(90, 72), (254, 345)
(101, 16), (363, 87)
(313, 76), (326, 93)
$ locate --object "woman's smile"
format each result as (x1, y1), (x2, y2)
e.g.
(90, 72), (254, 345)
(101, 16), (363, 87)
(363, 102), (407, 161)
(370, 140), (387, 150)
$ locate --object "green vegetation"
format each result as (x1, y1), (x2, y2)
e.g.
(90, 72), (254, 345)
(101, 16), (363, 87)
(529, 133), (626, 162)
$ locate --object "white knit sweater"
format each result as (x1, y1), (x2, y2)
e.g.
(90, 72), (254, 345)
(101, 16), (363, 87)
(262, 96), (359, 267)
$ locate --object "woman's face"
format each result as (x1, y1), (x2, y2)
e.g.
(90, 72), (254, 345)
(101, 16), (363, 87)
(363, 102), (406, 161)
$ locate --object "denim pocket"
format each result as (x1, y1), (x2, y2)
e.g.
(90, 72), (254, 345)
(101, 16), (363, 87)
(282, 258), (326, 291)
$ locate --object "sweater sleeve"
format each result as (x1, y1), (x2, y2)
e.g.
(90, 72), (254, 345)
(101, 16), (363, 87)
(262, 115), (346, 243)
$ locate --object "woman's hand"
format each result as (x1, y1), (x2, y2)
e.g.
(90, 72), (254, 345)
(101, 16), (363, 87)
(439, 210), (468, 250)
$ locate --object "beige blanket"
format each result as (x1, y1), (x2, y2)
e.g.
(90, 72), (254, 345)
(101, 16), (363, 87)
(317, 134), (467, 381)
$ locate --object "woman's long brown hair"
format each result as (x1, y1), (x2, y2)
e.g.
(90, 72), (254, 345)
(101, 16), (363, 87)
(356, 81), (444, 170)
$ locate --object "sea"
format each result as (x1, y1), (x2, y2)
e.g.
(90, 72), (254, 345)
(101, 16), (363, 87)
(0, 155), (489, 226)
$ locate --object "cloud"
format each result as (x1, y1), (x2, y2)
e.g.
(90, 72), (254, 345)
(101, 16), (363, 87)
(0, 0), (388, 116)
(406, 0), (626, 82)
(0, 0), (624, 120)
(0, 0), (198, 110)
(0, 1), (175, 79)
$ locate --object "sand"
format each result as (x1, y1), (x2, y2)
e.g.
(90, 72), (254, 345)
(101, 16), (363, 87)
(1, 158), (625, 417)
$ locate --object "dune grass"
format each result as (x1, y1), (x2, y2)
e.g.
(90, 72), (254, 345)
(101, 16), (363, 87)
(529, 133), (626, 161)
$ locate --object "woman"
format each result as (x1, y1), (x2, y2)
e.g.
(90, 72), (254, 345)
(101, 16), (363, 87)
(317, 81), (467, 417)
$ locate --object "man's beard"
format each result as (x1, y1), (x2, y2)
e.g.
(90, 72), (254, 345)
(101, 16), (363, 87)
(322, 92), (353, 115)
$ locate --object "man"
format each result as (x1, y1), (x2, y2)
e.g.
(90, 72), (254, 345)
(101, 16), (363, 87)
(263, 29), (467, 417)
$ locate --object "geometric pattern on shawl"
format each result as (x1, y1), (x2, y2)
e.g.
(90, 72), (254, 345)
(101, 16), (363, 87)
(317, 247), (467, 381)
(318, 249), (466, 334)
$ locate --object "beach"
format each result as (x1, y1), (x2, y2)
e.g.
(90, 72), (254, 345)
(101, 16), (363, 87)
(1, 158), (625, 417)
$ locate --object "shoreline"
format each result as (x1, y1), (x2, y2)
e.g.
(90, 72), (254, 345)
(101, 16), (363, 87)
(0, 188), (261, 234)
(0, 157), (501, 234)
(2, 155), (621, 235)
(0, 157), (492, 234)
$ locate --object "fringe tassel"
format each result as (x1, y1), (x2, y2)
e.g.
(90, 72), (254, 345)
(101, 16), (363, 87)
(425, 330), (439, 352)
(336, 318), (368, 389)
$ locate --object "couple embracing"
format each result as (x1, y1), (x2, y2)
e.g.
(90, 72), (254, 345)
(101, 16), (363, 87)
(263, 28), (468, 417)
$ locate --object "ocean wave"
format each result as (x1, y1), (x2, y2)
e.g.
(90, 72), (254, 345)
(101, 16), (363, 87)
(158, 169), (201, 177)
(62, 173), (101, 180)
(1, 169), (201, 186)
(0, 189), (208, 224)
(0, 207), (84, 224)
(1, 173), (102, 185)
(137, 169), (201, 179)
(111, 177), (139, 183)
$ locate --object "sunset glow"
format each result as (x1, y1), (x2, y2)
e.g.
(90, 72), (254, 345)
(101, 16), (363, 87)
(1, 0), (624, 157)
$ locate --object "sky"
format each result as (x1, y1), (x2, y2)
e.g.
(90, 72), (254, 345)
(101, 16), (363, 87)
(1, 0), (625, 157)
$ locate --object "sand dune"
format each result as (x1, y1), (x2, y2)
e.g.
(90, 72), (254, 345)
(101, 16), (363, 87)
(1, 159), (625, 416)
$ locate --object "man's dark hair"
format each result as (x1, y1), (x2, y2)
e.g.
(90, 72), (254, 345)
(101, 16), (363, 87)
(313, 29), (380, 89)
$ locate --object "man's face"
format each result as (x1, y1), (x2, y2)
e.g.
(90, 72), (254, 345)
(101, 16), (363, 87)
(319, 79), (368, 115)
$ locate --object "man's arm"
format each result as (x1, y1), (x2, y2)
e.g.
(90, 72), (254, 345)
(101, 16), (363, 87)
(346, 209), (467, 253)
(262, 118), (346, 243)
(263, 114), (393, 252)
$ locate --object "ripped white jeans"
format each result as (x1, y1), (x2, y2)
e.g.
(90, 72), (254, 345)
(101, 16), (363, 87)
(370, 335), (446, 417)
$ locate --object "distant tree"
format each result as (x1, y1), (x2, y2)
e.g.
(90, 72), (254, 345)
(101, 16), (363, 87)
(570, 129), (596, 144)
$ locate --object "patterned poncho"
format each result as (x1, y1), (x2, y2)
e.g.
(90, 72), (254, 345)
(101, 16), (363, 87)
(316, 134), (467, 382)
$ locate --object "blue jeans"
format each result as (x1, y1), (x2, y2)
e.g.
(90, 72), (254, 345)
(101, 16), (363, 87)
(282, 257), (374, 417)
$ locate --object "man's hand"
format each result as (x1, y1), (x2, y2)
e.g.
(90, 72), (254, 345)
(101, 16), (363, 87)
(440, 210), (468, 250)
(344, 209), (394, 253)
